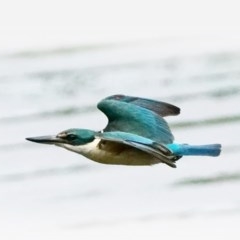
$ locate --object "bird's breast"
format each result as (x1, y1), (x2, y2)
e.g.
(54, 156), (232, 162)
(63, 139), (159, 166)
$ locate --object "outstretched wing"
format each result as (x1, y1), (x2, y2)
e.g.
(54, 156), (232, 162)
(97, 95), (178, 144)
(104, 94), (180, 117)
(95, 131), (179, 168)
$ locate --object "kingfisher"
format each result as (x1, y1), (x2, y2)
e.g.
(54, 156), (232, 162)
(26, 94), (221, 168)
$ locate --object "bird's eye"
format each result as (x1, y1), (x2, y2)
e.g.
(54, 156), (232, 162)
(66, 134), (76, 140)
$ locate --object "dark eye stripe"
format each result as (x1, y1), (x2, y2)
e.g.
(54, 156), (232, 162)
(67, 134), (76, 140)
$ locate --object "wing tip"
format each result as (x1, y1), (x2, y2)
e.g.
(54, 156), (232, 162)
(101, 94), (181, 117)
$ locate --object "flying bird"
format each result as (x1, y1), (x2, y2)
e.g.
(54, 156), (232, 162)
(26, 95), (221, 168)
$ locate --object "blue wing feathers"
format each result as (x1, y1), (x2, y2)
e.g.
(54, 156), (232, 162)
(96, 131), (156, 146)
(98, 98), (174, 144)
(105, 94), (180, 117)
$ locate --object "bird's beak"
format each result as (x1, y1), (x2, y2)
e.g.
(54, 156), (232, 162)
(26, 135), (66, 145)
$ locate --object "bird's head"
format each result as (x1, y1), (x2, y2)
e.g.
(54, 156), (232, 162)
(26, 128), (96, 147)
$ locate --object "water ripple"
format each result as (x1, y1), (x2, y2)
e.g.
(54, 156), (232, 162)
(0, 105), (95, 123)
(0, 164), (90, 183)
(173, 171), (240, 187)
(171, 114), (240, 128)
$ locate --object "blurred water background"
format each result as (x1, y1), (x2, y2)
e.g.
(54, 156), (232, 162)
(0, 37), (240, 239)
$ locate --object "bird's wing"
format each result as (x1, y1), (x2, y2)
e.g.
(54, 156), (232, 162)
(97, 95), (176, 144)
(103, 94), (180, 117)
(95, 131), (177, 168)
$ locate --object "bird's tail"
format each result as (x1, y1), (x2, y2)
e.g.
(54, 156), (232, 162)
(167, 143), (221, 157)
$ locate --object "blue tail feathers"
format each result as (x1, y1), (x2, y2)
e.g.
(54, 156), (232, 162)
(167, 143), (221, 157)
